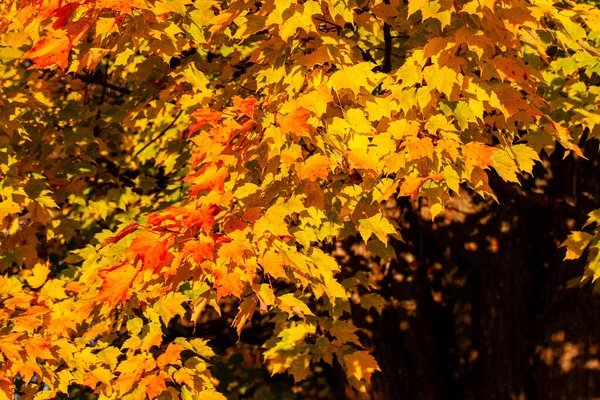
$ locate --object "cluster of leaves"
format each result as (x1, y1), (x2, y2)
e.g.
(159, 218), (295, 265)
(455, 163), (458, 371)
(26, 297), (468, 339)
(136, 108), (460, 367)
(1, 0), (600, 398)
(562, 209), (600, 284)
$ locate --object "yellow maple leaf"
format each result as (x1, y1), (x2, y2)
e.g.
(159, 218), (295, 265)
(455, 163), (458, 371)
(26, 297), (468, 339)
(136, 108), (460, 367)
(198, 391), (227, 400)
(423, 65), (458, 99)
(344, 350), (380, 382)
(561, 231), (594, 260)
(254, 205), (290, 237)
(153, 292), (188, 326)
(25, 263), (50, 289)
(0, 199), (21, 221)
(328, 63), (379, 96)
(491, 148), (520, 183)
(277, 293), (314, 318)
(297, 154), (334, 181)
(357, 213), (396, 244)
(511, 144), (541, 174)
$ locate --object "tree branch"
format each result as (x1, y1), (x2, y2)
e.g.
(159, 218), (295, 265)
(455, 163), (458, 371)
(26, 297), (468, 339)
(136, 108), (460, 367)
(73, 73), (132, 94)
(134, 110), (184, 158)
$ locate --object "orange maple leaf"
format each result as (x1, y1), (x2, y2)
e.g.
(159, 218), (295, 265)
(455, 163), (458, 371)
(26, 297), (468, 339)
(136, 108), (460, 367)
(214, 271), (245, 298)
(156, 343), (185, 369)
(463, 142), (496, 173)
(25, 31), (71, 70)
(183, 237), (215, 263)
(183, 204), (220, 232)
(232, 96), (257, 116)
(297, 154), (333, 181)
(279, 107), (311, 137)
(217, 237), (252, 264)
(399, 176), (424, 197)
(98, 263), (139, 305)
(404, 137), (434, 161)
(186, 164), (229, 195)
(189, 108), (223, 136)
(139, 374), (167, 400)
(126, 231), (168, 273)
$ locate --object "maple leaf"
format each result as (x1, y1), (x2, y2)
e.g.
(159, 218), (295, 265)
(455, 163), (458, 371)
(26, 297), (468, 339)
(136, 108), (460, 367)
(183, 204), (220, 232)
(126, 231), (168, 272)
(0, 199), (21, 220)
(39, 279), (68, 301)
(328, 63), (379, 96)
(358, 213), (397, 244)
(214, 271), (245, 299)
(491, 148), (520, 183)
(183, 237), (215, 263)
(189, 108), (223, 135)
(297, 154), (334, 181)
(187, 164), (229, 195)
(330, 320), (361, 346)
(260, 249), (288, 279)
(404, 137), (434, 161)
(463, 142), (496, 174)
(344, 351), (380, 384)
(277, 293), (314, 318)
(232, 297), (257, 339)
(217, 234), (252, 264)
(511, 144), (541, 174)
(139, 374), (167, 399)
(98, 263), (139, 305)
(360, 293), (387, 314)
(25, 263), (50, 289)
(154, 292), (188, 325)
(232, 96), (257, 116)
(156, 343), (185, 369)
(561, 231), (594, 260)
(25, 30), (71, 70)
(279, 107), (311, 137)
(254, 205), (291, 237)
(399, 176), (424, 197)
(346, 109), (374, 134)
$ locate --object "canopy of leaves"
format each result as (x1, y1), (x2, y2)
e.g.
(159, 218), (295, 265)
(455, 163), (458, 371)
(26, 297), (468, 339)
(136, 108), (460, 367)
(1, 0), (600, 398)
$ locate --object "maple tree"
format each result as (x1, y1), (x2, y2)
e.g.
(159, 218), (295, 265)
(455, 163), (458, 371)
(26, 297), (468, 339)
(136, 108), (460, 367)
(1, 0), (600, 398)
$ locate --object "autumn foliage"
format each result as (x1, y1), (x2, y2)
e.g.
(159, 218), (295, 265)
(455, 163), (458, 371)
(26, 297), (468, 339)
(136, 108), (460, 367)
(1, 0), (600, 398)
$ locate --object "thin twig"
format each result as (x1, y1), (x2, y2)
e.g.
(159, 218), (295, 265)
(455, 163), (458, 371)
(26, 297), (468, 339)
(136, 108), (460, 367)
(314, 16), (343, 33)
(240, 85), (258, 95)
(134, 110), (184, 158)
